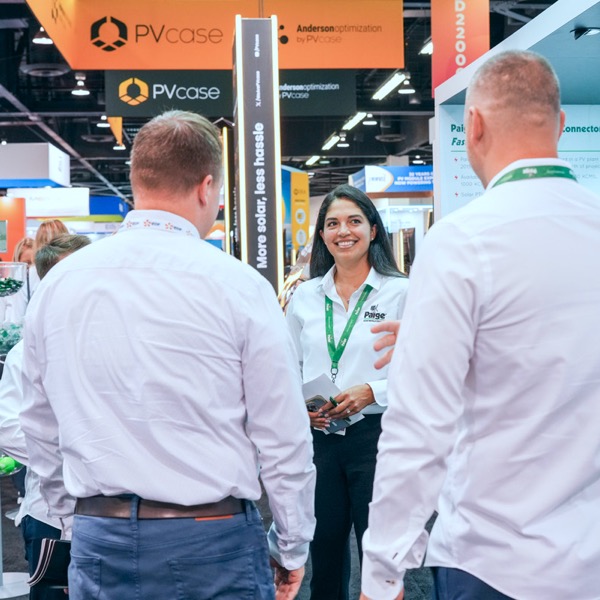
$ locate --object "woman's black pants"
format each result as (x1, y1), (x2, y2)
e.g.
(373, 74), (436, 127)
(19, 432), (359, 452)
(309, 414), (382, 600)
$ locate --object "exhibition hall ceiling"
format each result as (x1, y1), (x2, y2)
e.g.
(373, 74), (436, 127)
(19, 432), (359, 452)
(0, 0), (560, 201)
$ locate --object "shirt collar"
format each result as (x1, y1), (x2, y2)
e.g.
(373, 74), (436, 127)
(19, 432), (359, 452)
(486, 157), (572, 191)
(119, 210), (200, 240)
(319, 265), (384, 296)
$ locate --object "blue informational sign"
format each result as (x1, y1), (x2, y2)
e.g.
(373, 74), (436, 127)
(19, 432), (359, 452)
(89, 196), (130, 216)
(350, 165), (433, 193)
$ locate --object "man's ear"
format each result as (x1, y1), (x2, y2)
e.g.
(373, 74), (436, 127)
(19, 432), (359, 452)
(196, 174), (214, 207)
(467, 106), (485, 146)
(557, 109), (566, 141)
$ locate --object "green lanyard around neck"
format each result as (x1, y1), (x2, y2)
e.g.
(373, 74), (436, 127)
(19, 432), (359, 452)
(492, 165), (576, 189)
(325, 284), (373, 383)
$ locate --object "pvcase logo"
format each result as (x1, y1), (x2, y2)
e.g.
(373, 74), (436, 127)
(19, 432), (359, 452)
(90, 16), (128, 52)
(119, 77), (149, 106)
(90, 15), (223, 51)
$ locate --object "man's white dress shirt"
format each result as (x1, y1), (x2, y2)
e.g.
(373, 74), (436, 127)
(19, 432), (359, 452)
(0, 341), (62, 531)
(20, 210), (316, 569)
(362, 159), (600, 599)
(286, 267), (409, 412)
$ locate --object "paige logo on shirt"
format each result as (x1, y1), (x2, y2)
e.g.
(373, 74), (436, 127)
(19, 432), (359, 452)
(363, 304), (386, 322)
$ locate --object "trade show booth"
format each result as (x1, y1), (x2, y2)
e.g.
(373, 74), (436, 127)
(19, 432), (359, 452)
(433, 0), (600, 219)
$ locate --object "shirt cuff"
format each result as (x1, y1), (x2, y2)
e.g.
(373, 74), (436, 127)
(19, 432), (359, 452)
(361, 551), (405, 600)
(266, 525), (310, 571)
(367, 379), (387, 406)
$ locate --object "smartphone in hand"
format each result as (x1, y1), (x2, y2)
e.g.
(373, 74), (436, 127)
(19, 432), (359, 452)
(305, 395), (328, 413)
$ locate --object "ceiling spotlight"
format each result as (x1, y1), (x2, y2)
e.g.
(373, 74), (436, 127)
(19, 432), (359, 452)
(419, 37), (433, 55)
(342, 112), (367, 131)
(337, 134), (349, 148)
(398, 77), (416, 95)
(0, 139), (7, 145)
(322, 133), (341, 151)
(113, 144), (126, 151)
(372, 72), (406, 100)
(319, 159), (331, 164)
(72, 72), (90, 97)
(363, 113), (378, 126)
(413, 159), (425, 164)
(305, 155), (320, 166)
(96, 115), (111, 128)
(33, 26), (53, 45)
(409, 93), (422, 105)
(572, 27), (600, 40)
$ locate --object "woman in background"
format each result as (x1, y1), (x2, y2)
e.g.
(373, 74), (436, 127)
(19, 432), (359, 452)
(28, 219), (70, 295)
(13, 238), (34, 265)
(286, 184), (409, 600)
(34, 219), (69, 252)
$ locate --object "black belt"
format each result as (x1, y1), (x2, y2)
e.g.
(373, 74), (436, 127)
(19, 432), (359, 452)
(75, 495), (245, 519)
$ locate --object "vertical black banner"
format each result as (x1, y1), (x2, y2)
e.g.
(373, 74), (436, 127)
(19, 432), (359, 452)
(233, 17), (283, 292)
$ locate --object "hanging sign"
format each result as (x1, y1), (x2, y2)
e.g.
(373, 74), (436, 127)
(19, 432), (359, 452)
(105, 69), (356, 117)
(28, 0), (403, 69)
(431, 0), (489, 94)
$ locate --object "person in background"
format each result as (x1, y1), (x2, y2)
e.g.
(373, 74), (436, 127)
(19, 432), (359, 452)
(3, 236), (38, 499)
(0, 234), (91, 600)
(20, 110), (316, 600)
(28, 220), (69, 295)
(286, 184), (408, 600)
(33, 220), (69, 252)
(360, 50), (600, 600)
(13, 237), (35, 265)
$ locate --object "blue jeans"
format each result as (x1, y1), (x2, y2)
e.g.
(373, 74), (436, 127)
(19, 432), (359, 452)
(432, 567), (515, 600)
(69, 498), (274, 600)
(20, 515), (64, 600)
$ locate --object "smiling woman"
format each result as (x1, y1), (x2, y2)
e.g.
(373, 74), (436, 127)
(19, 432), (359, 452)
(285, 183), (409, 599)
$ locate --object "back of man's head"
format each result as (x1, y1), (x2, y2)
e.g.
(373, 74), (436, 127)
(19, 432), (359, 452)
(35, 234), (91, 280)
(467, 50), (560, 128)
(130, 110), (222, 197)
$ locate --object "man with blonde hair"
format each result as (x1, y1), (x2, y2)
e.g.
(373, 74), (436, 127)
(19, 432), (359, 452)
(361, 50), (600, 600)
(20, 111), (316, 600)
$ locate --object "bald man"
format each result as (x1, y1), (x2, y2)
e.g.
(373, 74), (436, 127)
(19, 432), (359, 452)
(360, 50), (600, 600)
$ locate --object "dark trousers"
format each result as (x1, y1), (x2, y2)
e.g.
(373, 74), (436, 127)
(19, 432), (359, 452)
(432, 567), (515, 600)
(310, 414), (382, 600)
(11, 466), (26, 497)
(21, 515), (64, 600)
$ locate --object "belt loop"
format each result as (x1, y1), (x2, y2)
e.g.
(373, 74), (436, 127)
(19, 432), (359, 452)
(244, 499), (253, 523)
(130, 495), (140, 523)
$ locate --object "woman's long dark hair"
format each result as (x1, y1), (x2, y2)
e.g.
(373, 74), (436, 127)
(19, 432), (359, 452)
(309, 184), (403, 279)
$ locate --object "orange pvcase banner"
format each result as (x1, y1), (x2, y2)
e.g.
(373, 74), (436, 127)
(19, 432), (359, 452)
(27, 0), (404, 70)
(26, 0), (259, 70)
(431, 0), (489, 94)
(265, 0), (404, 69)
